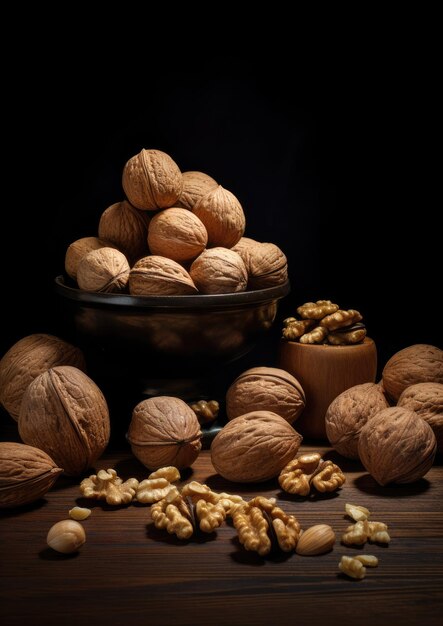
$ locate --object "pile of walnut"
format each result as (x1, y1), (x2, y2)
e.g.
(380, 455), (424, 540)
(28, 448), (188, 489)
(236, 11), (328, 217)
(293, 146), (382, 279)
(64, 148), (288, 295)
(283, 300), (366, 345)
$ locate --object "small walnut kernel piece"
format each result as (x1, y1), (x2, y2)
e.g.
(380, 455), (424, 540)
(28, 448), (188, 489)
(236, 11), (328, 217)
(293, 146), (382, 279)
(282, 319), (315, 340)
(345, 503), (370, 522)
(339, 556), (366, 580)
(328, 326), (367, 345)
(148, 467), (180, 483)
(195, 500), (228, 533)
(342, 520), (390, 545)
(150, 490), (193, 540)
(189, 400), (219, 425)
(299, 326), (329, 344)
(136, 478), (178, 504)
(297, 300), (339, 320)
(279, 453), (345, 496)
(355, 554), (379, 567)
(320, 309), (363, 331)
(80, 469), (139, 505)
(69, 506), (91, 521)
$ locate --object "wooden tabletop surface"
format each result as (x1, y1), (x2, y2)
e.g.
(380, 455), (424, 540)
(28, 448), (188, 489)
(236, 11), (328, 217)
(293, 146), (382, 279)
(1, 439), (442, 626)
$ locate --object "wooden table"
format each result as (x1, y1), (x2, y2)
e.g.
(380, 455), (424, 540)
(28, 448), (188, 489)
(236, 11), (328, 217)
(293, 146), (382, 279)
(1, 444), (442, 626)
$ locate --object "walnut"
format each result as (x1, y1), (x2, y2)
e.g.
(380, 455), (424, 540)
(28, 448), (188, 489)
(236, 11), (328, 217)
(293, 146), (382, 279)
(0, 442), (62, 508)
(175, 171), (218, 210)
(192, 185), (245, 248)
(80, 469), (139, 505)
(342, 520), (390, 545)
(18, 366), (110, 476)
(226, 366), (306, 424)
(65, 236), (115, 280)
(297, 300), (339, 320)
(148, 207), (208, 263)
(299, 326), (328, 344)
(128, 396), (202, 471)
(181, 480), (245, 513)
(320, 309), (363, 331)
(189, 400), (220, 425)
(327, 324), (367, 345)
(398, 382), (443, 452)
(241, 242), (288, 290)
(231, 236), (260, 257)
(210, 411), (302, 483)
(136, 478), (178, 504)
(338, 556), (366, 579)
(129, 255), (198, 296)
(98, 200), (150, 262)
(148, 466), (181, 482)
(231, 495), (301, 556)
(345, 503), (371, 522)
(0, 334), (86, 421)
(382, 344), (443, 402)
(282, 319), (315, 340)
(190, 247), (247, 294)
(77, 247), (130, 293)
(358, 406), (437, 485)
(278, 452), (345, 496)
(325, 383), (389, 459)
(122, 148), (183, 211)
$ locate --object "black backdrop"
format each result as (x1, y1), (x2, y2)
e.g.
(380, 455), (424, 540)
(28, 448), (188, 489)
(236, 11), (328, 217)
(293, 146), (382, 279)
(1, 33), (441, 373)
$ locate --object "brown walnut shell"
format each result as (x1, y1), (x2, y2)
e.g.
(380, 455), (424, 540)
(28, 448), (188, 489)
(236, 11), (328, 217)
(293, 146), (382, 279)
(77, 247), (130, 293)
(210, 411), (303, 482)
(175, 171), (218, 210)
(398, 382), (443, 452)
(0, 334), (86, 421)
(18, 366), (110, 476)
(193, 185), (245, 248)
(226, 367), (306, 424)
(129, 256), (198, 296)
(232, 237), (260, 256)
(98, 200), (150, 262)
(65, 236), (115, 281)
(242, 242), (288, 289)
(148, 207), (208, 263)
(128, 396), (202, 470)
(0, 442), (63, 508)
(325, 383), (389, 460)
(122, 149), (183, 211)
(382, 344), (443, 402)
(358, 406), (437, 485)
(190, 247), (247, 294)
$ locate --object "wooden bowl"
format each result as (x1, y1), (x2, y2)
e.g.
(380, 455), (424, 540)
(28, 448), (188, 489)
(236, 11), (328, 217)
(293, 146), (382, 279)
(279, 338), (377, 440)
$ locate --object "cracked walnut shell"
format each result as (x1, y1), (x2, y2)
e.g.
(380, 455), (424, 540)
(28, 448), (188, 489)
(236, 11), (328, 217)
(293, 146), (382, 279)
(325, 383), (389, 460)
(122, 148), (183, 211)
(193, 185), (245, 248)
(398, 382), (443, 452)
(129, 256), (198, 296)
(0, 442), (62, 508)
(98, 200), (150, 262)
(358, 406), (437, 485)
(128, 396), (202, 471)
(226, 366), (305, 424)
(0, 334), (86, 421)
(18, 366), (110, 476)
(382, 344), (443, 402)
(211, 411), (302, 483)
(77, 247), (130, 293)
(148, 207), (208, 263)
(175, 171), (218, 210)
(190, 247), (247, 294)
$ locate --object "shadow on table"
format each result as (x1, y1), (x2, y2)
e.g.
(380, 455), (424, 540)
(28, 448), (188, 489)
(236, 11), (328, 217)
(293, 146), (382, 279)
(229, 536), (294, 566)
(145, 521), (218, 546)
(39, 547), (80, 561)
(354, 474), (431, 497)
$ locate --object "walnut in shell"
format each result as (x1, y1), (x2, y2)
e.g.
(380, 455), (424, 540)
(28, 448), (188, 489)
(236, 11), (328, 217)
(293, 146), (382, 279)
(382, 344), (443, 402)
(358, 406), (437, 485)
(397, 382), (443, 452)
(241, 242), (288, 289)
(190, 247), (247, 294)
(122, 149), (182, 211)
(128, 396), (202, 470)
(0, 442), (63, 508)
(98, 200), (150, 262)
(193, 185), (245, 248)
(148, 207), (208, 263)
(232, 237), (260, 256)
(65, 236), (115, 281)
(0, 334), (86, 421)
(226, 367), (305, 424)
(175, 171), (218, 210)
(18, 366), (110, 476)
(325, 383), (389, 460)
(77, 247), (130, 293)
(129, 256), (198, 296)
(210, 411), (302, 482)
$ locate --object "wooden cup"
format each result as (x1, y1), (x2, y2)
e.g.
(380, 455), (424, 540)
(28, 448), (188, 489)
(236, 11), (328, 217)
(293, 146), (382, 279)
(279, 338), (377, 440)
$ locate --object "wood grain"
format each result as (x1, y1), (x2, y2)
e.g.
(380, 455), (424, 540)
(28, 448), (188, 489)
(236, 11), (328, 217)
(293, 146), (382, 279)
(1, 438), (442, 626)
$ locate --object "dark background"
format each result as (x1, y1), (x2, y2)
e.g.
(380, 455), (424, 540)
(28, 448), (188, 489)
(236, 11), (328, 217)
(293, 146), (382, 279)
(1, 18), (441, 373)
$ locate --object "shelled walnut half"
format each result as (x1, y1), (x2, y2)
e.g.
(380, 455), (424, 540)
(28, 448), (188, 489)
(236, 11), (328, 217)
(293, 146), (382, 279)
(278, 452), (345, 496)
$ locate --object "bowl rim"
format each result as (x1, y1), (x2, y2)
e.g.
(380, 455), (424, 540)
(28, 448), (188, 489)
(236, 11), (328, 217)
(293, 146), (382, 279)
(55, 275), (290, 309)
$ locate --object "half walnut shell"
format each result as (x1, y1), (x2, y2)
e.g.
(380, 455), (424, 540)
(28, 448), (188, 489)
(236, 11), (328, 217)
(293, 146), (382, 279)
(129, 256), (198, 296)
(0, 442), (63, 508)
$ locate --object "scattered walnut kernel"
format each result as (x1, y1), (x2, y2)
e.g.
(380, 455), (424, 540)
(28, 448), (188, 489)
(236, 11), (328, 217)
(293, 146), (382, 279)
(339, 555), (366, 580)
(189, 400), (219, 425)
(355, 554), (379, 567)
(147, 466), (181, 483)
(80, 469), (139, 505)
(345, 503), (370, 522)
(279, 453), (345, 496)
(69, 506), (92, 521)
(136, 479), (179, 504)
(341, 520), (391, 546)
